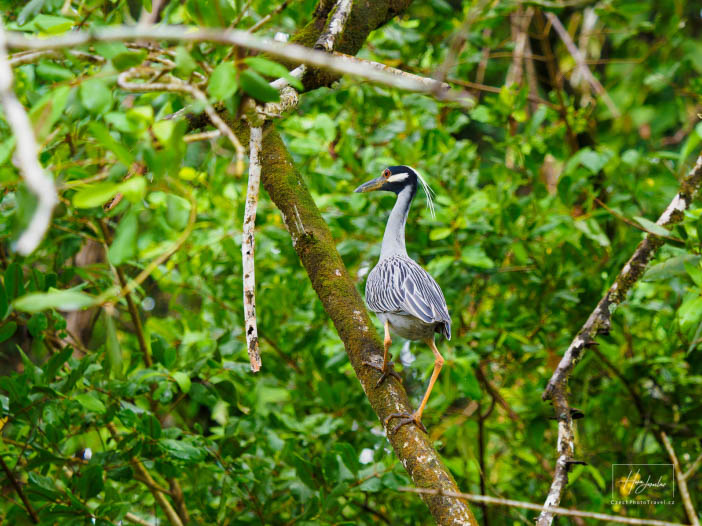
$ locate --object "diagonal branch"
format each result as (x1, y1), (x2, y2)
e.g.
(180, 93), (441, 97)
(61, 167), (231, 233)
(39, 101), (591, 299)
(257, 127), (477, 525)
(0, 455), (39, 523)
(0, 17), (58, 256)
(537, 153), (702, 526)
(544, 12), (619, 117)
(661, 432), (700, 526)
(543, 154), (702, 401)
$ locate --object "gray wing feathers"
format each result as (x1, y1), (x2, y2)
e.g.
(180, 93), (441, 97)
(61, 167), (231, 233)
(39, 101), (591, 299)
(366, 255), (451, 339)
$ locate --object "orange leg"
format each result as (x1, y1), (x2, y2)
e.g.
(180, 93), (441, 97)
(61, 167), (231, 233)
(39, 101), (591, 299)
(384, 337), (444, 434)
(363, 320), (401, 386)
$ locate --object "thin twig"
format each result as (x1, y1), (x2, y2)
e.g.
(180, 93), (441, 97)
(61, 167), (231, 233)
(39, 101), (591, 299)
(6, 25), (475, 107)
(124, 512), (156, 526)
(683, 452), (702, 481)
(0, 17), (58, 255)
(0, 455), (39, 523)
(118, 68), (246, 175)
(594, 197), (684, 245)
(247, 0), (292, 33)
(399, 487), (687, 526)
(243, 125), (263, 373)
(544, 12), (619, 117)
(107, 423), (183, 526)
(9, 49), (104, 66)
(97, 219), (152, 367)
(661, 432), (700, 526)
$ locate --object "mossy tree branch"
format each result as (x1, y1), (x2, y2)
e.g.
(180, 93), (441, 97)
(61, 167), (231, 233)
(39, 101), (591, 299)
(259, 127), (477, 526)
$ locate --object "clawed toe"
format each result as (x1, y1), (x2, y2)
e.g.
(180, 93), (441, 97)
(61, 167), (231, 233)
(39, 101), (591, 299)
(362, 359), (402, 387)
(384, 412), (427, 434)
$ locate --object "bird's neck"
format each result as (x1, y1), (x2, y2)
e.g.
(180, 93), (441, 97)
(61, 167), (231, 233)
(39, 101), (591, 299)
(380, 185), (415, 259)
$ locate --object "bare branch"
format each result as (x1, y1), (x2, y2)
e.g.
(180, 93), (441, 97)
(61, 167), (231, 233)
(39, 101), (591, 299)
(544, 12), (620, 117)
(536, 389), (576, 526)
(247, 0), (291, 33)
(400, 487), (688, 526)
(661, 432), (701, 526)
(543, 154), (702, 401)
(0, 18), (58, 255)
(124, 512), (156, 526)
(9, 49), (104, 67)
(243, 125), (263, 373)
(537, 153), (702, 525)
(5, 25), (475, 107)
(0, 455), (38, 523)
(683, 452), (702, 481)
(107, 423), (183, 526)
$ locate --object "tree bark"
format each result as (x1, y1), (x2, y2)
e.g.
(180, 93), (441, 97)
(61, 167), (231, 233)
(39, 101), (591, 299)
(260, 128), (477, 526)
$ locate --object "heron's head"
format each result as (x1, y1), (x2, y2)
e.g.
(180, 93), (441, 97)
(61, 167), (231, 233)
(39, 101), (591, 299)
(354, 165), (419, 195)
(354, 165), (436, 217)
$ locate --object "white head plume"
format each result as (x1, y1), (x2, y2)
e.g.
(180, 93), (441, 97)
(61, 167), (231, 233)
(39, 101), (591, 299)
(409, 167), (436, 219)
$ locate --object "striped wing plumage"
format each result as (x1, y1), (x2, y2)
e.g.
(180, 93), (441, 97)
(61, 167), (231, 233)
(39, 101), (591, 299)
(365, 255), (451, 339)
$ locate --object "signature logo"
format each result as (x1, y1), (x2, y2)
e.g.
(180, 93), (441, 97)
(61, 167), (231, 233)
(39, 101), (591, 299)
(611, 464), (675, 505)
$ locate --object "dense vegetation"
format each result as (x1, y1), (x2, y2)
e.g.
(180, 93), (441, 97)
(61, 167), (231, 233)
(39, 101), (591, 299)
(0, 0), (701, 524)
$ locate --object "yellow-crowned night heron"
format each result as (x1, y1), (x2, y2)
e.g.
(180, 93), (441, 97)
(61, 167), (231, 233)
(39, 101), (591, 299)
(355, 166), (450, 434)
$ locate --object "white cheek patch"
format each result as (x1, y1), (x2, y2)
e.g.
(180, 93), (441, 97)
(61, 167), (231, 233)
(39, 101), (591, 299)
(387, 172), (409, 182)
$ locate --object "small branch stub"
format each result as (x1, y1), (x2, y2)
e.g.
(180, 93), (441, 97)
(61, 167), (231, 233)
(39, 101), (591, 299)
(243, 126), (263, 373)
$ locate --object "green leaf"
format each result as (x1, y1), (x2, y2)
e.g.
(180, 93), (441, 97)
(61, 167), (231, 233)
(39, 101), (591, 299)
(73, 177), (146, 209)
(119, 177), (147, 203)
(73, 182), (120, 208)
(0, 136), (16, 166)
(29, 85), (71, 142)
(208, 62), (239, 101)
(80, 78), (113, 115)
(429, 227), (452, 241)
(87, 122), (134, 166)
(0, 322), (17, 343)
(240, 69), (280, 103)
(108, 210), (138, 265)
(175, 46), (198, 76)
(24, 14), (74, 33)
(634, 216), (673, 237)
(112, 49), (147, 71)
(4, 263), (25, 300)
(244, 57), (303, 89)
(35, 61), (74, 81)
(153, 120), (176, 146)
(0, 282), (8, 319)
(461, 246), (494, 269)
(158, 439), (206, 462)
(13, 289), (96, 313)
(166, 194), (191, 230)
(75, 393), (106, 414)
(172, 372), (191, 394)
(644, 254), (701, 282)
(18, 0), (44, 25)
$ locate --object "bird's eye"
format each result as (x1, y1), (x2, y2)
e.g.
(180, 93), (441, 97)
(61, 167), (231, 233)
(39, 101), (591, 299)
(383, 169), (390, 178)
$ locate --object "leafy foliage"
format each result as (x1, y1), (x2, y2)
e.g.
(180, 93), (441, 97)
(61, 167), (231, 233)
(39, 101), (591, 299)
(1, 0), (701, 525)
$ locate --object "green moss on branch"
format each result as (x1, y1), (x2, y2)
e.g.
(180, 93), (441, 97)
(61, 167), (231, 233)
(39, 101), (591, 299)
(260, 128), (478, 526)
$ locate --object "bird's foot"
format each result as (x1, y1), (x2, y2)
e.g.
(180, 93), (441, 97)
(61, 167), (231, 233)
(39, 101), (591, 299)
(384, 411), (427, 435)
(362, 359), (402, 387)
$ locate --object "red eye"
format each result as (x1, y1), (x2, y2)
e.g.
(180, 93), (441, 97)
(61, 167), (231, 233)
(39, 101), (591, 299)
(383, 169), (390, 178)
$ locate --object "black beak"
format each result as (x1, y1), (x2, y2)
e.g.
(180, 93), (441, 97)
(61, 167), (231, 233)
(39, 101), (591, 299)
(354, 176), (385, 193)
